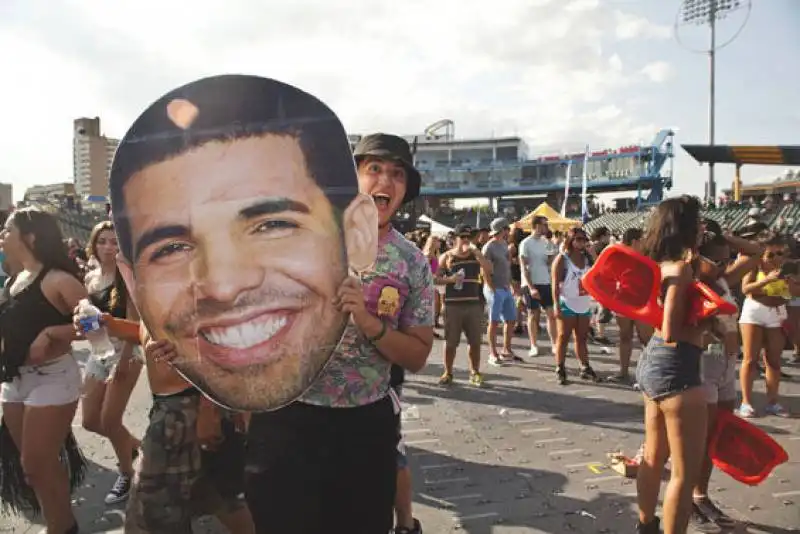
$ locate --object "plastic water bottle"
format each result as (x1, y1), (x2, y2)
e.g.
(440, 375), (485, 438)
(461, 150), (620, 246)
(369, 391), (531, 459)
(454, 269), (465, 291)
(77, 298), (116, 361)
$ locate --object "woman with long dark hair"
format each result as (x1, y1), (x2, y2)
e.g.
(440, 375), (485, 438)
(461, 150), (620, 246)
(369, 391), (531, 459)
(0, 208), (88, 534)
(635, 196), (708, 534)
(80, 221), (142, 505)
(550, 227), (598, 385)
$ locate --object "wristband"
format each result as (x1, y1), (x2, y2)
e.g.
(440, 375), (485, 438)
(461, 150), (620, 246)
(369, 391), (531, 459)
(368, 320), (387, 343)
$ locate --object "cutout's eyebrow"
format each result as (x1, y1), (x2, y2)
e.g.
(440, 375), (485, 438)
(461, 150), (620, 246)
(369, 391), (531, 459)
(238, 198), (310, 220)
(132, 199), (311, 262)
(134, 224), (190, 262)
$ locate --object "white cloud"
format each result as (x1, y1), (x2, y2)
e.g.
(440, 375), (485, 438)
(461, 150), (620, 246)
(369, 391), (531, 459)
(614, 10), (672, 40)
(0, 0), (675, 199)
(641, 61), (676, 83)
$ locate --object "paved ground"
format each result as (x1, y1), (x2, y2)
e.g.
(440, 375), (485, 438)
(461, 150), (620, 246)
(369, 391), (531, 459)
(2, 329), (799, 533)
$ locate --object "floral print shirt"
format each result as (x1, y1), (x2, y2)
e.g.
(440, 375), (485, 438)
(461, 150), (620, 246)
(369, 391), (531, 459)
(301, 228), (434, 407)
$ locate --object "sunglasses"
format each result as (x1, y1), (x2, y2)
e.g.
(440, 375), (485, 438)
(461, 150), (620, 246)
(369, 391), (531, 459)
(765, 251), (785, 258)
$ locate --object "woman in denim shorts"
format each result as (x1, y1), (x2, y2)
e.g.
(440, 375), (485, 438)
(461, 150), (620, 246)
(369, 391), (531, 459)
(634, 196), (708, 534)
(80, 221), (143, 505)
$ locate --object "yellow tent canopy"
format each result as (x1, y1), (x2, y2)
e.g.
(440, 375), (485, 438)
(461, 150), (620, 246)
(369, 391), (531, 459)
(515, 202), (581, 232)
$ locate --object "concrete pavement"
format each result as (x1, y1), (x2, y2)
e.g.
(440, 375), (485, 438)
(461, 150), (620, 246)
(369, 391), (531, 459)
(1, 331), (799, 533)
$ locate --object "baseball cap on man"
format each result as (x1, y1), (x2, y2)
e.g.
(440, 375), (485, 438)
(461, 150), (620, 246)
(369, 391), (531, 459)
(453, 224), (472, 237)
(489, 217), (510, 236)
(353, 133), (421, 204)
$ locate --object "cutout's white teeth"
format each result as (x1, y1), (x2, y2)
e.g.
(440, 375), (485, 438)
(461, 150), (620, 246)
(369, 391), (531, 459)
(201, 315), (287, 349)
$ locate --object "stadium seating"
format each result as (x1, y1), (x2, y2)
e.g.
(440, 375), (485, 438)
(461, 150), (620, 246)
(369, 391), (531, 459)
(26, 199), (104, 243)
(584, 203), (800, 236)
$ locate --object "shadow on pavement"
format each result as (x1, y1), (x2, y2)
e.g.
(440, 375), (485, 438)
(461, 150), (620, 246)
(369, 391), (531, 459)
(409, 447), (638, 534)
(1, 458), (124, 534)
(410, 362), (644, 434)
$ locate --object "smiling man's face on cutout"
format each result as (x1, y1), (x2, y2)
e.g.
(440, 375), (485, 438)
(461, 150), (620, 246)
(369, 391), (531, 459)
(118, 134), (375, 411)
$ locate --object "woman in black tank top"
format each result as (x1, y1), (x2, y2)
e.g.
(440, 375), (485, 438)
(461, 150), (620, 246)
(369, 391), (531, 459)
(80, 221), (142, 506)
(0, 208), (88, 534)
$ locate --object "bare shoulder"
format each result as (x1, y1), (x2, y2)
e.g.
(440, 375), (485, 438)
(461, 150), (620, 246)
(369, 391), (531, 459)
(660, 260), (692, 283)
(42, 269), (83, 290)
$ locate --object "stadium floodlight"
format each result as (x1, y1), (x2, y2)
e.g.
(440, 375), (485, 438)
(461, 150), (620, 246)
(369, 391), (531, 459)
(675, 0), (751, 204)
(681, 0), (744, 25)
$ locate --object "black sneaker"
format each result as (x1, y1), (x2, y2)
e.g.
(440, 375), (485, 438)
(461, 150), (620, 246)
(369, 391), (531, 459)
(394, 518), (422, 534)
(580, 365), (599, 382)
(635, 516), (660, 533)
(556, 366), (568, 385)
(689, 502), (722, 533)
(104, 474), (132, 505)
(694, 496), (736, 530)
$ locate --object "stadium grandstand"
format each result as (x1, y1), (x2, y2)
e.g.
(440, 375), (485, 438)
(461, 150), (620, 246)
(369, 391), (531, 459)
(402, 166), (800, 239)
(17, 126), (797, 246)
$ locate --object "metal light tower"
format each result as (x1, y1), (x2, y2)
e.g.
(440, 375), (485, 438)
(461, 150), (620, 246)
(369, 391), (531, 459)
(676, 0), (751, 204)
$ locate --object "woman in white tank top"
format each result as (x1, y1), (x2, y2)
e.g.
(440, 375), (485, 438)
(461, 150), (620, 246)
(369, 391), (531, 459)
(551, 228), (598, 385)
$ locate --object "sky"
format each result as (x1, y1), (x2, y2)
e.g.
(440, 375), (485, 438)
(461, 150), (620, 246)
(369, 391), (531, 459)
(0, 0), (797, 204)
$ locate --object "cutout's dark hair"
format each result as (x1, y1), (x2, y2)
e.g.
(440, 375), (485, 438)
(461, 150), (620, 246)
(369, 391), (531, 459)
(10, 208), (80, 279)
(642, 196), (702, 262)
(110, 74), (358, 262)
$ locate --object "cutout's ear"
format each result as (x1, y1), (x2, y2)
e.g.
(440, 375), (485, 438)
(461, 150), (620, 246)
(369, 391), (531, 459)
(116, 253), (139, 310)
(342, 193), (379, 272)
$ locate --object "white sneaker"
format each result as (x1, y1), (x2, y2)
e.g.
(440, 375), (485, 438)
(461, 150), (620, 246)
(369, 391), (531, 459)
(489, 355), (506, 367)
(528, 346), (539, 357)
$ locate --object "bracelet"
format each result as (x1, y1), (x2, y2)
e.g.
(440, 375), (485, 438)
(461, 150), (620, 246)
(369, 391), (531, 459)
(368, 320), (388, 343)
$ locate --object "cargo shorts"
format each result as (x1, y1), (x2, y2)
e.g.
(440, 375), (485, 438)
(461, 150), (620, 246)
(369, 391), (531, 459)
(125, 390), (246, 534)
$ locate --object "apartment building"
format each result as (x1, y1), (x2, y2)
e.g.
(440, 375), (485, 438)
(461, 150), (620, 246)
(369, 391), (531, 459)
(73, 117), (119, 198)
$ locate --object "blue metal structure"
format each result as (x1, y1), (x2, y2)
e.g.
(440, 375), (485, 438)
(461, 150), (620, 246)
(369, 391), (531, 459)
(417, 129), (674, 207)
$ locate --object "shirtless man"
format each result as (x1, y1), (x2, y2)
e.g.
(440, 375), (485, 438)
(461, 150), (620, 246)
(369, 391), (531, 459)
(131, 326), (254, 533)
(78, 316), (254, 533)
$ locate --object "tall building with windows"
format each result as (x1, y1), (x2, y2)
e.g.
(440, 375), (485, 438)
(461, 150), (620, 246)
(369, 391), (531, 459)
(73, 117), (119, 198)
(0, 183), (12, 211)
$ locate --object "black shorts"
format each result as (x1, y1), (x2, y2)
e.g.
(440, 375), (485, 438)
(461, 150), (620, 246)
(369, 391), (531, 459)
(245, 396), (398, 534)
(393, 386), (408, 469)
(523, 284), (554, 310)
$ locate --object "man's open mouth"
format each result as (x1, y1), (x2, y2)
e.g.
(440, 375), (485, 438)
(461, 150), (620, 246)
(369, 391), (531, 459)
(372, 193), (391, 209)
(200, 314), (288, 350)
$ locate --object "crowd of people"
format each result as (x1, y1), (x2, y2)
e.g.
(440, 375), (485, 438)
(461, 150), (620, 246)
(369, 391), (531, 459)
(404, 199), (798, 533)
(0, 126), (797, 534)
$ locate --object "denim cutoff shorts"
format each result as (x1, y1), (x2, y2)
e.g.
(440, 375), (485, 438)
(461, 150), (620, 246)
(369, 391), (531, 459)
(635, 335), (703, 401)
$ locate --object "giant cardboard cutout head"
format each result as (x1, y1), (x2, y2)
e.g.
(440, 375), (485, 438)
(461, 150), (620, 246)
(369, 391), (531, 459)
(109, 75), (378, 411)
